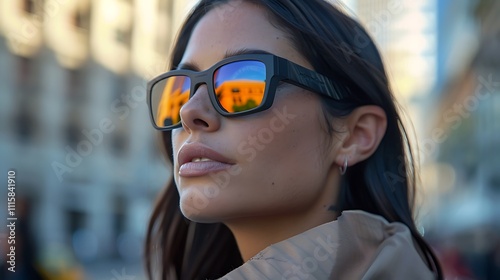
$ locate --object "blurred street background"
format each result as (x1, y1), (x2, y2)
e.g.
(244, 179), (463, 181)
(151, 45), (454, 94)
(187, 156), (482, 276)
(0, 0), (499, 279)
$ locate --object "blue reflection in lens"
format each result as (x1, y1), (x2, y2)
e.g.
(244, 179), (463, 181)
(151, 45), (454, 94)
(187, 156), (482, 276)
(214, 61), (265, 87)
(180, 76), (190, 92)
(214, 61), (267, 113)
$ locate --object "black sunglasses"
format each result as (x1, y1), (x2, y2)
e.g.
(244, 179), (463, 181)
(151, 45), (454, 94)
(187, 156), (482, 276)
(147, 53), (348, 130)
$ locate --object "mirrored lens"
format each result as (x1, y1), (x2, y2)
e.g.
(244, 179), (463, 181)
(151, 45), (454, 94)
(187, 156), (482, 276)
(213, 60), (266, 113)
(151, 75), (191, 128)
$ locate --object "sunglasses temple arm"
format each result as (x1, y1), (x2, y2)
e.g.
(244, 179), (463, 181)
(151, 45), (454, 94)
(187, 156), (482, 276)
(280, 59), (349, 100)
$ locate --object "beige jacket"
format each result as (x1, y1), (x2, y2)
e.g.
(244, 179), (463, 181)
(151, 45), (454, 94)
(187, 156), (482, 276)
(220, 210), (436, 279)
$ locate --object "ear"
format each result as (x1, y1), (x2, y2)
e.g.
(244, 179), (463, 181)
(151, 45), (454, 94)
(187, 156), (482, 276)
(335, 105), (387, 167)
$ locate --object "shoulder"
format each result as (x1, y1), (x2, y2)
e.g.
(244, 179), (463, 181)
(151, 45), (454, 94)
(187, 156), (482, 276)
(220, 211), (436, 279)
(332, 211), (436, 279)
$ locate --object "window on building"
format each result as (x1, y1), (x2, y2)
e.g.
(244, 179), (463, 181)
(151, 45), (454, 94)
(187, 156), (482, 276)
(13, 103), (37, 143)
(111, 130), (129, 157)
(67, 209), (86, 234)
(65, 69), (88, 104)
(65, 121), (84, 149)
(22, 0), (36, 14)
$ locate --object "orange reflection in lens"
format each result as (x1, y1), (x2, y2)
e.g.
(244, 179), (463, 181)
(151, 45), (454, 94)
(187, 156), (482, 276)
(156, 76), (190, 127)
(215, 80), (265, 113)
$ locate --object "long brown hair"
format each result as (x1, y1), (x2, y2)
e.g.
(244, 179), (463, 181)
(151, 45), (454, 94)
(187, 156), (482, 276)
(145, 0), (443, 279)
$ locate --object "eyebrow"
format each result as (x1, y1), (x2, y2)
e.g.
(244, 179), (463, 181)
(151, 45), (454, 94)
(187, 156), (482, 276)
(176, 48), (273, 71)
(224, 48), (272, 58)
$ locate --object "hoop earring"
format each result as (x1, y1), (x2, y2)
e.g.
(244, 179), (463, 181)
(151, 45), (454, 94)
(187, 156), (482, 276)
(339, 157), (348, 175)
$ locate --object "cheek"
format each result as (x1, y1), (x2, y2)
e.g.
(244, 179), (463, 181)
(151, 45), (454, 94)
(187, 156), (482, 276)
(236, 104), (330, 189)
(263, 123), (326, 182)
(171, 129), (184, 163)
(171, 129), (185, 184)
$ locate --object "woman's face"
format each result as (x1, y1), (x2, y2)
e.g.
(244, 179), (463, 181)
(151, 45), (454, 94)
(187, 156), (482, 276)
(172, 1), (341, 222)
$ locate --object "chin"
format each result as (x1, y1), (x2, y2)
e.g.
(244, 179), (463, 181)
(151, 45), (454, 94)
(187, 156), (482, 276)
(181, 212), (209, 223)
(179, 206), (225, 223)
(178, 193), (225, 223)
(179, 196), (252, 224)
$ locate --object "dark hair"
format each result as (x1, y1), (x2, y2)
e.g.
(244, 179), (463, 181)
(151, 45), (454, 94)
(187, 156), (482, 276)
(145, 0), (443, 279)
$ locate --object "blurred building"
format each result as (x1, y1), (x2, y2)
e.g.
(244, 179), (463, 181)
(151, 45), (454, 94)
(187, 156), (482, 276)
(345, 0), (439, 175)
(1, 0), (499, 279)
(344, 1), (500, 278)
(352, 0), (437, 99)
(345, 0), (439, 216)
(428, 0), (499, 278)
(0, 0), (196, 276)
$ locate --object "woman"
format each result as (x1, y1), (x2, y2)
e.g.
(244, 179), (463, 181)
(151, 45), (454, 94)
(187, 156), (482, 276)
(145, 0), (443, 279)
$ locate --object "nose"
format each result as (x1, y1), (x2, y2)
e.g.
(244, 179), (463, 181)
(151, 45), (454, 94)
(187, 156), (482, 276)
(179, 84), (221, 133)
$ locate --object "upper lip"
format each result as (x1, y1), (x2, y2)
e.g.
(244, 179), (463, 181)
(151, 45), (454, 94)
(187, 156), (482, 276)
(177, 143), (234, 166)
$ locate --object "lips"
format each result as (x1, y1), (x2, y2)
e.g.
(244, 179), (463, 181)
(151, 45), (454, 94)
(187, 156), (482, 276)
(177, 143), (234, 177)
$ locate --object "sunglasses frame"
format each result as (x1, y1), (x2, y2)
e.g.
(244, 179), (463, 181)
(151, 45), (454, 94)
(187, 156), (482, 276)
(147, 53), (348, 131)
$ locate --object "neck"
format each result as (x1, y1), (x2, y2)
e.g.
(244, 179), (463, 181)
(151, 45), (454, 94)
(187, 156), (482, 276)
(225, 207), (338, 261)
